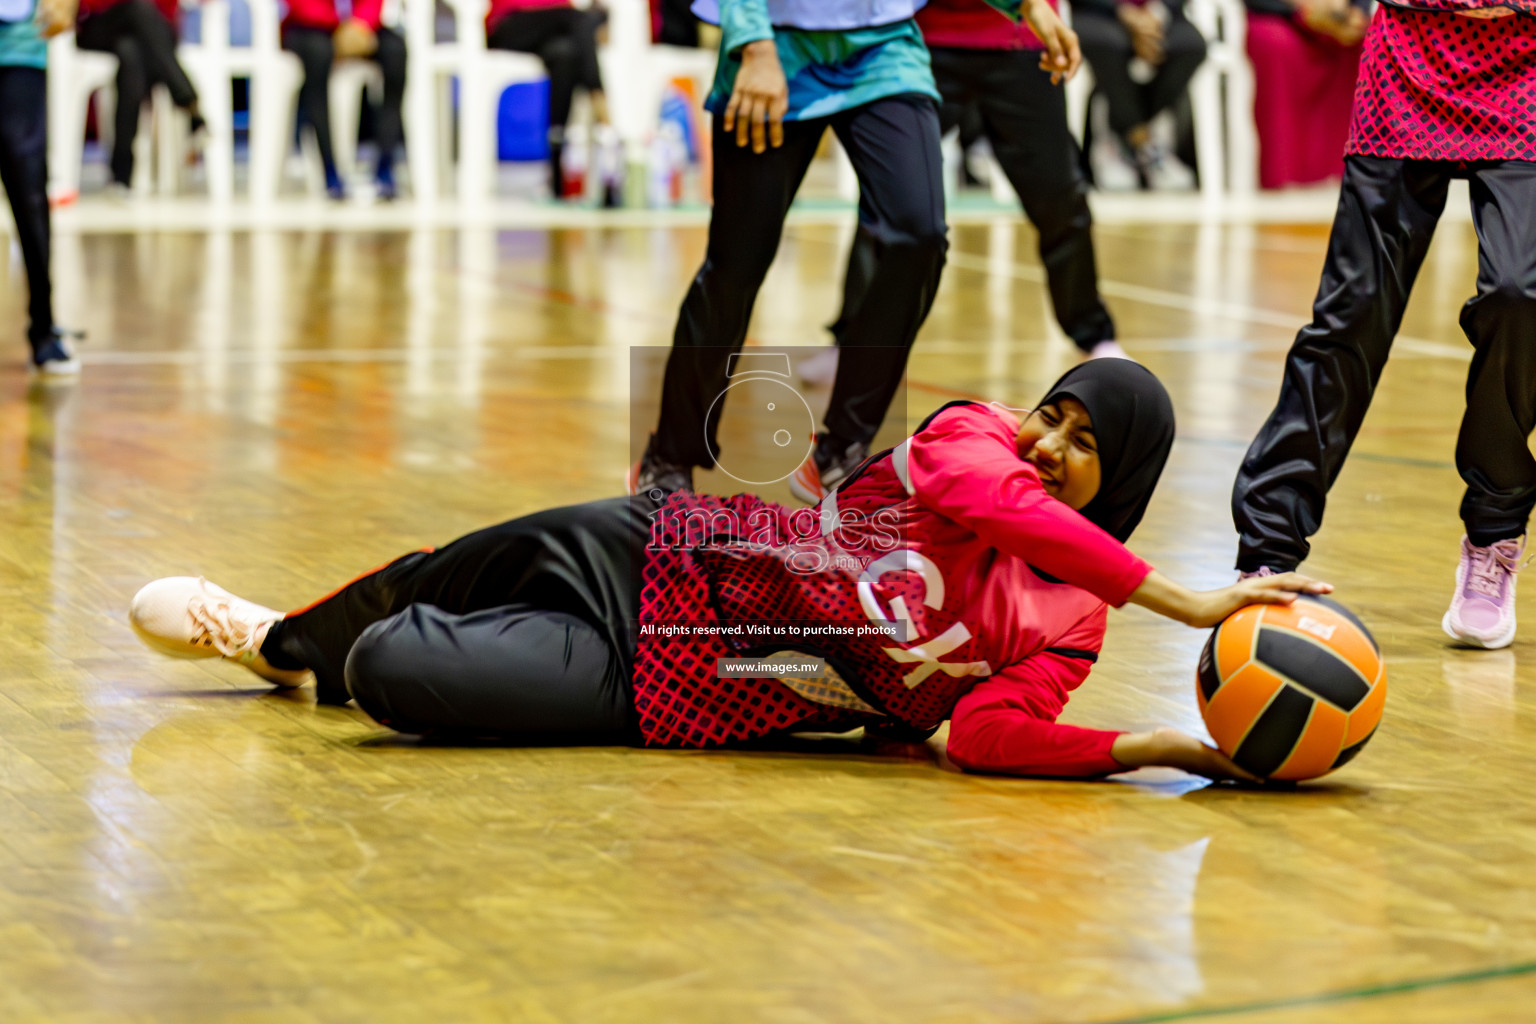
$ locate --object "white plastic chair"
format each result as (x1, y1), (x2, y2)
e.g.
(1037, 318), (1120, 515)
(1185, 0), (1256, 196)
(174, 0), (236, 200)
(326, 58), (387, 184)
(238, 0), (305, 202)
(402, 0), (461, 201)
(600, 0), (714, 153)
(46, 32), (124, 200)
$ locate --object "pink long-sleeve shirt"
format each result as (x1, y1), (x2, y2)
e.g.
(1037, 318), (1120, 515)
(634, 402), (1154, 777)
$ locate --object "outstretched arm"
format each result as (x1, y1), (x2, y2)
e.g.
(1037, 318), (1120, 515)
(908, 404), (1332, 623)
(948, 652), (1258, 782)
(947, 651), (1125, 777)
(1128, 569), (1332, 629)
(1110, 728), (1257, 782)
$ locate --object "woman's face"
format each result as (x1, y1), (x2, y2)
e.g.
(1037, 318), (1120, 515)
(1015, 397), (1102, 510)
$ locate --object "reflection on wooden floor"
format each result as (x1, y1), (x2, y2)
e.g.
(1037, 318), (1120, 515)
(1, 212), (1533, 1022)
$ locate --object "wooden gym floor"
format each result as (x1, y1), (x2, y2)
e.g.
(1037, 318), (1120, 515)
(1, 199), (1534, 1022)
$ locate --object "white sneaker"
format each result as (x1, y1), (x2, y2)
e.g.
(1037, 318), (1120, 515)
(1135, 142), (1197, 191)
(29, 329), (83, 376)
(129, 577), (309, 687)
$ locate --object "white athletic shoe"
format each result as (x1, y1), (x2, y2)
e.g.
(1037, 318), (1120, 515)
(129, 576), (309, 687)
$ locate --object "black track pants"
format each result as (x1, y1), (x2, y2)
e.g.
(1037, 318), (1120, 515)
(653, 94), (947, 466)
(835, 48), (1114, 354)
(264, 496), (655, 739)
(1233, 156), (1536, 571)
(0, 67), (53, 349)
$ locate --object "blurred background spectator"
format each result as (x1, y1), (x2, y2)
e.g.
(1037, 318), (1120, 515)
(1074, 0), (1205, 189)
(487, 0), (610, 199)
(76, 0), (203, 192)
(650, 0), (696, 45)
(282, 0), (406, 199)
(1244, 0), (1366, 189)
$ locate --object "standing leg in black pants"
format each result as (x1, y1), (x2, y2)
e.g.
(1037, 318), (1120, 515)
(76, 0), (201, 188)
(369, 26), (408, 195)
(973, 52), (1114, 354)
(0, 66), (70, 368)
(282, 26), (340, 193)
(648, 116), (828, 472)
(1454, 161), (1536, 545)
(835, 51), (1114, 358)
(816, 96), (948, 464)
(1232, 156), (1451, 574)
(1234, 156), (1536, 647)
(646, 95), (944, 495)
(489, 7), (609, 195)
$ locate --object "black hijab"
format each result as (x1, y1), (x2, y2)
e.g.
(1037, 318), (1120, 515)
(1032, 359), (1175, 542)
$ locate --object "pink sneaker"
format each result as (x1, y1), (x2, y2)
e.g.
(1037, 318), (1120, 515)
(1443, 535), (1526, 650)
(1239, 566), (1279, 581)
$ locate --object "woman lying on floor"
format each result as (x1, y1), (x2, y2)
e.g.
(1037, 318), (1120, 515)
(129, 360), (1327, 782)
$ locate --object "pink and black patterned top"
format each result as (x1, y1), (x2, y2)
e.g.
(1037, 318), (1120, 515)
(632, 403), (1155, 777)
(1347, 3), (1536, 161)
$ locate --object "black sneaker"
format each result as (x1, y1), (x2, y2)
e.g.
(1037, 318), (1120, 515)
(626, 435), (693, 497)
(29, 327), (84, 376)
(788, 434), (870, 505)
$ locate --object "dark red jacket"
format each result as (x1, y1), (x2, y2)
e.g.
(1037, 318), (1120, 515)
(916, 0), (1056, 50)
(487, 0), (573, 33)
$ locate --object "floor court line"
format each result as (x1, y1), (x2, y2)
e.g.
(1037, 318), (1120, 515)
(1087, 960), (1536, 1024)
(934, 250), (1469, 361)
(776, 231), (1468, 360)
(55, 350), (1460, 472)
